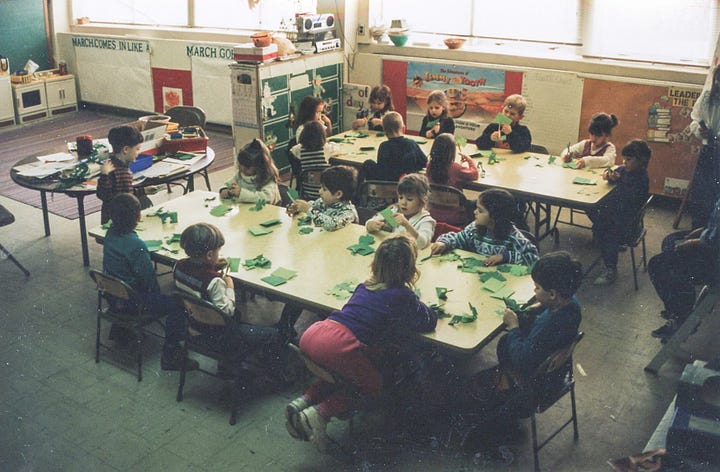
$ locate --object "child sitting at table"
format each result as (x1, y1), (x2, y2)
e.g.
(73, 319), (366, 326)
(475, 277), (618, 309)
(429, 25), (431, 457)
(588, 139), (651, 285)
(475, 94), (532, 153)
(419, 90), (455, 139)
(173, 222), (289, 375)
(430, 188), (538, 266)
(365, 112), (427, 181)
(219, 138), (280, 205)
(365, 174), (436, 250)
(285, 234), (438, 452)
(102, 193), (197, 371)
(287, 165), (358, 231)
(352, 84), (394, 131)
(294, 95), (332, 139)
(289, 120), (331, 200)
(425, 133), (479, 226)
(561, 112), (619, 169)
(97, 125), (152, 224)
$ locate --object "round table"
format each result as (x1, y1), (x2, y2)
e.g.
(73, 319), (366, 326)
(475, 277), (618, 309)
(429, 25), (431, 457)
(10, 148), (215, 266)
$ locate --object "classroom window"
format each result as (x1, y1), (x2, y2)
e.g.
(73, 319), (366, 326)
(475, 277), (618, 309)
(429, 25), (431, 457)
(73, 0), (188, 26)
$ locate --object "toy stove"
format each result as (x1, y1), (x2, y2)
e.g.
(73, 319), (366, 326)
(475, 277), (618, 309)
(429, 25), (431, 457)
(295, 13), (341, 53)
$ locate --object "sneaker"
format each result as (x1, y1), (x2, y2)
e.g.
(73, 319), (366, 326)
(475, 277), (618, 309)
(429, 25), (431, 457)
(660, 310), (675, 320)
(593, 267), (617, 285)
(161, 346), (200, 371)
(285, 397), (310, 441)
(651, 319), (677, 339)
(297, 406), (330, 452)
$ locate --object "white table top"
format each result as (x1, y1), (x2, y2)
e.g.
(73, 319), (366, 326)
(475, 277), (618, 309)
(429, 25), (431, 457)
(89, 191), (536, 353)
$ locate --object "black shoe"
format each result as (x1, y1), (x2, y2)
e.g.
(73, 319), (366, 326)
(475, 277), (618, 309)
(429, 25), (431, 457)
(108, 324), (134, 346)
(651, 320), (677, 339)
(660, 310), (674, 320)
(161, 346), (200, 371)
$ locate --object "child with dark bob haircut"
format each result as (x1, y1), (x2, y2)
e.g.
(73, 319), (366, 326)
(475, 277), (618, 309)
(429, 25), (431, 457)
(287, 165), (358, 231)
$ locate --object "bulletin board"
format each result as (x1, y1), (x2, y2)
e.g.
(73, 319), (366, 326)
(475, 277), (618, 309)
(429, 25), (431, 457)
(580, 78), (703, 197)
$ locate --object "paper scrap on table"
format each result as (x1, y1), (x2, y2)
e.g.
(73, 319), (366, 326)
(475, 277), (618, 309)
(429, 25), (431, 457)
(449, 302), (479, 326)
(459, 256), (484, 273)
(326, 280), (358, 299)
(297, 215), (312, 226)
(435, 287), (451, 300)
(480, 271), (506, 282)
(572, 176), (597, 185)
(210, 204), (232, 217)
(497, 264), (530, 276)
(242, 254), (270, 270)
(166, 233), (182, 244)
(143, 240), (163, 252)
(482, 277), (506, 293)
(248, 225), (273, 236)
(438, 251), (462, 262)
(548, 155), (557, 164)
(37, 152), (74, 163)
(562, 161), (579, 169)
(347, 244), (374, 255)
(259, 218), (281, 227)
(249, 198), (266, 212)
(261, 275), (287, 286)
(379, 207), (397, 228)
(490, 287), (515, 299)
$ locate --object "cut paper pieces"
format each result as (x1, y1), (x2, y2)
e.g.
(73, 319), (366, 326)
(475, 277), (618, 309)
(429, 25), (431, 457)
(248, 225), (273, 236)
(359, 234), (375, 246)
(225, 257), (242, 272)
(326, 280), (358, 299)
(459, 257), (485, 273)
(426, 118), (440, 129)
(494, 113), (513, 125)
(101, 220), (112, 230)
(261, 275), (287, 286)
(435, 287), (452, 300)
(348, 235), (375, 255)
(297, 215), (312, 226)
(286, 187), (299, 201)
(376, 132), (385, 137)
(504, 297), (530, 316)
(161, 245), (179, 254)
(430, 303), (451, 319)
(455, 135), (467, 148)
(490, 287), (516, 300)
(496, 264), (530, 276)
(482, 277), (506, 293)
(148, 208), (178, 224)
(449, 302), (479, 326)
(166, 233), (182, 244)
(572, 176), (597, 185)
(480, 271), (507, 283)
(299, 226), (314, 235)
(261, 267), (297, 287)
(379, 207), (397, 228)
(242, 254), (270, 270)
(359, 146), (375, 151)
(249, 198), (266, 212)
(143, 240), (163, 252)
(259, 218), (281, 227)
(438, 251), (462, 263)
(548, 155), (557, 165)
(487, 152), (499, 165)
(210, 204), (233, 217)
(562, 161), (579, 169)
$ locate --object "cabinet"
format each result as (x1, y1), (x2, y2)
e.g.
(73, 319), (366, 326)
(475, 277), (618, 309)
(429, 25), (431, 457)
(0, 75), (14, 128)
(230, 51), (343, 174)
(45, 75), (78, 116)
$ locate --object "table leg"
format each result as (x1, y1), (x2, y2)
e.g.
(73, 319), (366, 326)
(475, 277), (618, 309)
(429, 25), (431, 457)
(77, 195), (90, 267)
(40, 190), (51, 237)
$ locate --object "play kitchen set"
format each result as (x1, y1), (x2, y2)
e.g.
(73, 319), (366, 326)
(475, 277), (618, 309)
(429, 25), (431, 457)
(8, 59), (78, 125)
(233, 12), (340, 64)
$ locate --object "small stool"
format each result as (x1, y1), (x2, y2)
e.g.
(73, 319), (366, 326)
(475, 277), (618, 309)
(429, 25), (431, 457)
(0, 204), (30, 276)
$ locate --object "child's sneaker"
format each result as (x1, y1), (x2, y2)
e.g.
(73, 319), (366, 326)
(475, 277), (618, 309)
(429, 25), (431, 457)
(651, 319), (678, 339)
(297, 406), (330, 452)
(593, 267), (617, 285)
(285, 396), (310, 441)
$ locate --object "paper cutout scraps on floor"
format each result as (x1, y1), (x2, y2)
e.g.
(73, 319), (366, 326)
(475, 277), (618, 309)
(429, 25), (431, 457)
(261, 267), (297, 287)
(248, 225), (273, 236)
(259, 218), (281, 227)
(379, 207), (398, 228)
(326, 280), (358, 299)
(449, 302), (479, 326)
(347, 234), (376, 256)
(572, 176), (597, 185)
(210, 204), (233, 217)
(249, 198), (266, 212)
(242, 254), (270, 270)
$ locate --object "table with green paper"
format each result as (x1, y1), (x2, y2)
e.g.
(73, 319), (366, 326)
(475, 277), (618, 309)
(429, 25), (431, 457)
(88, 190), (535, 354)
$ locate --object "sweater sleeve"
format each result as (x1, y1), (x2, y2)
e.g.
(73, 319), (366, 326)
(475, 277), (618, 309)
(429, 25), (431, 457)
(560, 141), (585, 161)
(237, 180), (280, 205)
(311, 201), (357, 231)
(436, 222), (475, 251)
(507, 124), (532, 153)
(454, 159), (479, 182)
(413, 215), (436, 250)
(505, 227), (540, 266)
(476, 123), (499, 150)
(440, 118), (455, 135)
(206, 277), (236, 317)
(419, 116), (431, 138)
(401, 292), (438, 332)
(582, 143), (616, 168)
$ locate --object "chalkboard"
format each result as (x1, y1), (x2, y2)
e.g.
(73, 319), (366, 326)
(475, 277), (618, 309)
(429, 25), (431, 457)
(0, 0), (50, 73)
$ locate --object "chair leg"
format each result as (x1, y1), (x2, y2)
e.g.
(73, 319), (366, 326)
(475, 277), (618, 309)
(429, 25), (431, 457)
(570, 385), (579, 440)
(177, 359), (187, 402)
(230, 373), (241, 426)
(0, 242), (30, 276)
(641, 236), (648, 271)
(135, 329), (143, 382)
(95, 313), (102, 364)
(630, 246), (639, 291)
(531, 413), (540, 472)
(202, 169), (212, 191)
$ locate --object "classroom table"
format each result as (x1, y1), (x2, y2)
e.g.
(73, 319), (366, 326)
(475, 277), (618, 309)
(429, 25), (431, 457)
(326, 132), (616, 242)
(11, 148), (215, 267)
(88, 190), (535, 354)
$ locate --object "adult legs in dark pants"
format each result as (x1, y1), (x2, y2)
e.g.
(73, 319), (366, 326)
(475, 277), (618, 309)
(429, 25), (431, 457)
(688, 142), (720, 229)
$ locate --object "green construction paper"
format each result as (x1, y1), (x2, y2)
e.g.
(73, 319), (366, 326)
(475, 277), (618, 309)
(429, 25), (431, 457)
(249, 198), (266, 212)
(455, 135), (468, 148)
(482, 277), (506, 293)
(226, 257), (242, 272)
(166, 233), (182, 244)
(438, 251), (462, 262)
(242, 254), (271, 270)
(326, 280), (358, 299)
(504, 297), (530, 316)
(430, 303), (451, 318)
(160, 245), (179, 254)
(496, 265), (511, 273)
(347, 244), (375, 256)
(167, 212), (178, 223)
(172, 152), (197, 160)
(379, 207), (397, 228)
(487, 152), (499, 165)
(299, 226), (314, 234)
(509, 264), (530, 276)
(210, 204), (232, 217)
(248, 225), (273, 236)
(328, 137), (346, 143)
(287, 187), (299, 201)
(359, 234), (375, 246)
(459, 257), (484, 272)
(259, 218), (281, 227)
(435, 287), (452, 300)
(143, 240), (163, 252)
(572, 176), (597, 185)
(448, 303), (478, 326)
(356, 132), (369, 138)
(360, 146), (376, 151)
(562, 161), (579, 169)
(426, 118), (440, 129)
(494, 113), (513, 125)
(548, 155), (557, 164)
(297, 215), (312, 226)
(376, 132), (385, 137)
(101, 220), (112, 230)
(261, 275), (287, 286)
(479, 271), (507, 282)
(272, 267), (297, 280)
(490, 287), (516, 300)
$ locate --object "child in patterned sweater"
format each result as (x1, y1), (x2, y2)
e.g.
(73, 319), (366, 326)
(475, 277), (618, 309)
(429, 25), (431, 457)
(287, 165), (358, 231)
(430, 188), (538, 266)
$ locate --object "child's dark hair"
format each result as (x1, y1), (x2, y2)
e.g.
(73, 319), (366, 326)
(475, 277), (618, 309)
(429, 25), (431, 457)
(366, 234), (419, 289)
(397, 173), (429, 201)
(108, 193), (141, 233)
(382, 111), (403, 135)
(477, 188), (517, 240)
(236, 139), (280, 189)
(180, 223), (226, 259)
(426, 90), (448, 119)
(621, 139), (652, 167)
(588, 113), (619, 136)
(369, 85), (394, 113)
(531, 251), (583, 298)
(108, 125), (143, 154)
(296, 95), (324, 130)
(299, 120), (326, 151)
(711, 67), (720, 101)
(428, 133), (456, 184)
(321, 165), (357, 201)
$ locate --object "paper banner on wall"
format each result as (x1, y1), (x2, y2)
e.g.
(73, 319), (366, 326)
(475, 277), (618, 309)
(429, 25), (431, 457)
(191, 48), (234, 126)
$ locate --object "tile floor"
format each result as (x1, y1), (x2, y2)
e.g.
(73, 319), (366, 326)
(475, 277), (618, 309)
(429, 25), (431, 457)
(0, 164), (717, 471)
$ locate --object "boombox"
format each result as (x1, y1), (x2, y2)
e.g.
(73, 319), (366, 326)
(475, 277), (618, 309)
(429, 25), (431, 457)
(297, 14), (335, 34)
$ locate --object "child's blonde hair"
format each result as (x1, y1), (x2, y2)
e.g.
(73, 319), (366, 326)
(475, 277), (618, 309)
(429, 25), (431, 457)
(366, 234), (419, 290)
(427, 90), (449, 119)
(397, 173), (430, 203)
(236, 139), (280, 189)
(504, 94), (527, 115)
(382, 111), (404, 135)
(180, 223), (225, 259)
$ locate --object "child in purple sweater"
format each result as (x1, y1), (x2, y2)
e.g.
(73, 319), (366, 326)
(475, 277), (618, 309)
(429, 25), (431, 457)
(285, 234), (438, 452)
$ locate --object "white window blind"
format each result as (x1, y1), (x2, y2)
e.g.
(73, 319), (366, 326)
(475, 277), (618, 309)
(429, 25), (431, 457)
(73, 0), (187, 26)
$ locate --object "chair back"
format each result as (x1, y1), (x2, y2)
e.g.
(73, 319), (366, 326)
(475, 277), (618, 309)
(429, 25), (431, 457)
(300, 169), (324, 189)
(277, 184), (295, 207)
(356, 180), (398, 211)
(89, 269), (135, 302)
(624, 195), (653, 244)
(288, 343), (340, 385)
(529, 144), (549, 154)
(176, 292), (231, 336)
(533, 332), (584, 378)
(432, 222), (462, 242)
(165, 106), (207, 128)
(428, 183), (473, 226)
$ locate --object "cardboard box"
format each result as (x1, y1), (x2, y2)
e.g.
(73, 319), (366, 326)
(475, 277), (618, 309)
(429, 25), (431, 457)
(125, 120), (167, 153)
(233, 43), (278, 63)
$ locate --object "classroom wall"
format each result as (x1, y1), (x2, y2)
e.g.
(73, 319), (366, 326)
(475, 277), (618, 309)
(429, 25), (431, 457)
(0, 0), (51, 72)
